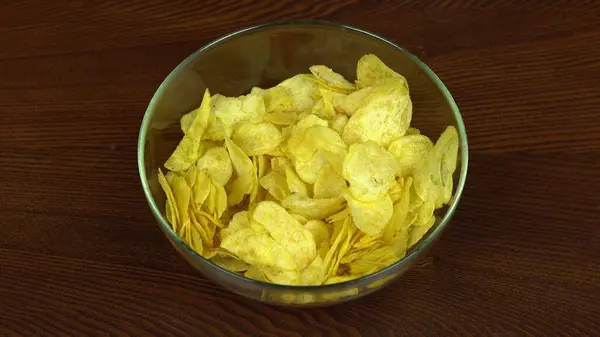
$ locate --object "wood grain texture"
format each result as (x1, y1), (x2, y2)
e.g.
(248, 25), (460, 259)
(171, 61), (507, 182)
(1, 0), (599, 335)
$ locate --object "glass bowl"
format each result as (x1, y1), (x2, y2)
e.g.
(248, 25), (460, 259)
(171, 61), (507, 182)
(138, 20), (468, 307)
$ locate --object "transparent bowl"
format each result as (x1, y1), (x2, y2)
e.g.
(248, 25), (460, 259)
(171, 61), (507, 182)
(138, 20), (468, 307)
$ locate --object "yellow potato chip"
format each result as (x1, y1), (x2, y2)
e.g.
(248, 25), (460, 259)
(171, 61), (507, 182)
(412, 126), (459, 208)
(260, 86), (295, 113)
(344, 190), (393, 237)
(195, 146), (233, 186)
(408, 214), (436, 247)
(293, 155), (328, 185)
(223, 129), (256, 207)
(342, 82), (412, 147)
(277, 74), (319, 112)
(313, 162), (347, 199)
(355, 54), (408, 90)
(158, 169), (180, 228)
(343, 141), (399, 201)
(281, 194), (346, 220)
(165, 89), (211, 171)
(170, 174), (192, 230)
(388, 135), (434, 176)
(284, 165), (309, 197)
(263, 110), (297, 125)
(303, 220), (331, 258)
(331, 114), (348, 135)
(219, 211), (249, 242)
(211, 253), (249, 272)
(383, 177), (413, 243)
(232, 122), (282, 156)
(204, 92), (265, 140)
(252, 201), (317, 270)
(244, 265), (267, 281)
(406, 127), (421, 135)
(259, 170), (290, 201)
(309, 65), (355, 94)
(220, 227), (297, 270)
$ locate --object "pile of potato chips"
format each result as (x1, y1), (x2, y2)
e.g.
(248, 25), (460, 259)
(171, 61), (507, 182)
(158, 54), (459, 286)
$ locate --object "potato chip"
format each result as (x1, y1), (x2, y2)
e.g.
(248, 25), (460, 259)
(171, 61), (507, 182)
(244, 265), (267, 281)
(281, 194), (345, 220)
(204, 92), (265, 140)
(223, 129), (256, 207)
(264, 110), (297, 125)
(220, 227), (297, 270)
(219, 211), (249, 242)
(412, 126), (459, 208)
(408, 214), (436, 247)
(303, 220), (331, 258)
(232, 122), (282, 156)
(158, 169), (180, 227)
(355, 54), (408, 90)
(388, 135), (434, 176)
(260, 86), (295, 113)
(313, 162), (347, 199)
(211, 253), (249, 272)
(343, 141), (399, 201)
(165, 89), (211, 171)
(331, 114), (348, 135)
(344, 190), (393, 237)
(342, 81), (412, 147)
(252, 201), (317, 270)
(259, 170), (290, 201)
(277, 74), (319, 112)
(309, 65), (355, 94)
(383, 177), (413, 244)
(195, 146), (233, 186)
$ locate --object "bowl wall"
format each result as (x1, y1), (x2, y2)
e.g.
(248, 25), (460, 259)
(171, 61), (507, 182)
(138, 21), (468, 306)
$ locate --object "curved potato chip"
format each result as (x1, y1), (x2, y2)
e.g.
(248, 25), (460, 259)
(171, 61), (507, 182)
(277, 74), (319, 112)
(204, 92), (265, 140)
(304, 220), (331, 255)
(342, 82), (412, 147)
(165, 89), (211, 171)
(356, 54), (408, 90)
(221, 227), (297, 270)
(412, 126), (459, 208)
(406, 127), (421, 135)
(170, 175), (192, 230)
(408, 214), (436, 247)
(344, 191), (393, 237)
(261, 86), (295, 113)
(259, 170), (289, 201)
(331, 114), (348, 135)
(264, 110), (297, 125)
(196, 146), (233, 186)
(337, 87), (372, 117)
(224, 130), (255, 206)
(285, 168), (309, 197)
(232, 122), (282, 156)
(388, 135), (434, 176)
(383, 177), (412, 243)
(158, 169), (180, 228)
(313, 162), (346, 199)
(294, 154), (327, 185)
(281, 194), (346, 220)
(211, 253), (249, 272)
(220, 211), (250, 242)
(244, 265), (267, 281)
(343, 141), (399, 201)
(309, 65), (355, 94)
(252, 201), (317, 270)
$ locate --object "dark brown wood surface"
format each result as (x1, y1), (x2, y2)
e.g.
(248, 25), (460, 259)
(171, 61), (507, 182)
(1, 1), (599, 336)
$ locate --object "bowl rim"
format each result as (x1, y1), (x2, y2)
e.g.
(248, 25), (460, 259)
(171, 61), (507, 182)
(138, 19), (469, 291)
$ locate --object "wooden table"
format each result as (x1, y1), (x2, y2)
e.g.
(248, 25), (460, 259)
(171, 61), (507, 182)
(1, 1), (599, 335)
